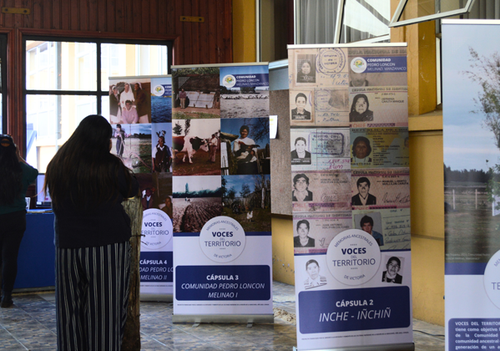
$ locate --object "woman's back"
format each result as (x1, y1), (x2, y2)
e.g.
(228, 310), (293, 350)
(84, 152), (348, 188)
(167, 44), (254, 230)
(45, 115), (138, 248)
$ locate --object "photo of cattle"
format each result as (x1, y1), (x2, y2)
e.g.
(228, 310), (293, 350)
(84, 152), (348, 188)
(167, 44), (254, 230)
(111, 123), (152, 173)
(172, 118), (221, 176)
(220, 117), (270, 175)
(172, 67), (220, 119)
(219, 65), (269, 119)
(172, 175), (223, 233)
(222, 174), (271, 232)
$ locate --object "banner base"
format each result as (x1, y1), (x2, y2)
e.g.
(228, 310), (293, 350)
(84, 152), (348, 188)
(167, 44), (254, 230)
(293, 343), (414, 351)
(172, 314), (274, 324)
(140, 294), (173, 302)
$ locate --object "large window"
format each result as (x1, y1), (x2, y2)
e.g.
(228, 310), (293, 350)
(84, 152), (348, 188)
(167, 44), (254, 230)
(25, 38), (171, 172)
(294, 0), (390, 44)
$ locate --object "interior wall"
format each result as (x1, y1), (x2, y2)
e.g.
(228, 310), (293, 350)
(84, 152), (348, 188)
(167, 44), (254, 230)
(232, 0), (256, 62)
(2, 0), (233, 147)
(272, 215), (295, 285)
(408, 130), (445, 326)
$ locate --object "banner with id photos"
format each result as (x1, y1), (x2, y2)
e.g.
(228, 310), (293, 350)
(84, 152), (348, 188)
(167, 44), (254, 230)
(288, 44), (413, 350)
(170, 63), (273, 321)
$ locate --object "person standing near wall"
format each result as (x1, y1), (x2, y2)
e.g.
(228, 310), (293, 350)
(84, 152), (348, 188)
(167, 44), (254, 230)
(0, 135), (38, 308)
(45, 115), (139, 350)
(179, 88), (187, 109)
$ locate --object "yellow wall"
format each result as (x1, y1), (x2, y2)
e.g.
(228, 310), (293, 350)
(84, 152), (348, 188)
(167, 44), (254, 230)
(271, 216), (295, 285)
(408, 127), (444, 325)
(233, 0), (446, 327)
(232, 0), (256, 63)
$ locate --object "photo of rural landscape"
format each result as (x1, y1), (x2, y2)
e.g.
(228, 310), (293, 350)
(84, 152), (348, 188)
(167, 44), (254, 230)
(172, 175), (222, 233)
(443, 27), (500, 264)
(221, 174), (271, 232)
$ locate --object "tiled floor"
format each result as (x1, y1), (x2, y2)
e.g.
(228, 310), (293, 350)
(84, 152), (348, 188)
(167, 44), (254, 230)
(0, 282), (444, 350)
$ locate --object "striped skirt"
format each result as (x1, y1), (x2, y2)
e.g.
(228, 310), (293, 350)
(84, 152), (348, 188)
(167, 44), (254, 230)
(56, 242), (131, 351)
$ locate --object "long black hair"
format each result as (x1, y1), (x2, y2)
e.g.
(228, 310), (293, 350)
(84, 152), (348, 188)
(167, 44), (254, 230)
(45, 115), (133, 211)
(350, 94), (369, 113)
(0, 135), (22, 205)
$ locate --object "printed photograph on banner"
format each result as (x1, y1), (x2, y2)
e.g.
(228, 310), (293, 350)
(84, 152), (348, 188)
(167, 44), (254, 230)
(111, 123), (152, 173)
(293, 211), (351, 254)
(220, 117), (270, 175)
(441, 23), (500, 265)
(152, 172), (173, 220)
(292, 170), (351, 213)
(314, 87), (350, 127)
(351, 169), (410, 210)
(172, 118), (221, 176)
(290, 128), (352, 172)
(109, 78), (151, 124)
(172, 67), (220, 119)
(288, 48), (319, 88)
(221, 174), (271, 232)
(219, 65), (269, 119)
(350, 127), (409, 168)
(290, 90), (314, 126)
(315, 47), (349, 87)
(348, 88), (408, 128)
(311, 128), (351, 171)
(151, 76), (172, 123)
(134, 173), (158, 211)
(295, 255), (330, 293)
(172, 175), (222, 233)
(152, 123), (172, 173)
(347, 46), (407, 88)
(353, 208), (411, 251)
(380, 254), (406, 284)
(291, 128), (314, 170)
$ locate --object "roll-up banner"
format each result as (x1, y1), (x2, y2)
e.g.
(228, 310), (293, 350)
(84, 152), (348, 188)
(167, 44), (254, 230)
(170, 63), (273, 323)
(288, 44), (413, 350)
(108, 75), (174, 300)
(442, 20), (500, 350)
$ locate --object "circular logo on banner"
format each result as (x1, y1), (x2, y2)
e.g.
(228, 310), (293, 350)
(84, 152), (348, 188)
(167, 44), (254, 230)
(141, 208), (173, 251)
(484, 250), (500, 309)
(153, 85), (165, 96)
(317, 48), (346, 74)
(222, 74), (236, 88)
(199, 216), (246, 263)
(326, 229), (381, 286)
(350, 57), (367, 73)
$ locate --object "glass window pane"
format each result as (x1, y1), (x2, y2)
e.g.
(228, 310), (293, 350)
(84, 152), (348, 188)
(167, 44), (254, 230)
(341, 0), (390, 43)
(298, 0), (340, 44)
(26, 41), (97, 91)
(101, 43), (169, 91)
(26, 94), (100, 172)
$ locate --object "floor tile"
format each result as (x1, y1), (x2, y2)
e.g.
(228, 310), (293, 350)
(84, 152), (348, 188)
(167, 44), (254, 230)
(0, 281), (445, 351)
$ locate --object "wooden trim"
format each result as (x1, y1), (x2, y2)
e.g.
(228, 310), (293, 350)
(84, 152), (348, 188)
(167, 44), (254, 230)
(17, 27), (179, 41)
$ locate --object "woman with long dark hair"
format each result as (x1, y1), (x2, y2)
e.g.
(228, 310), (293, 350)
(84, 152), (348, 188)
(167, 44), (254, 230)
(0, 135), (38, 308)
(45, 115), (138, 350)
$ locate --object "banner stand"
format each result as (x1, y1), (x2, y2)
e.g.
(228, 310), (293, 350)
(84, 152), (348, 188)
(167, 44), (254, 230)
(288, 44), (413, 350)
(171, 63), (273, 325)
(172, 314), (274, 324)
(140, 294), (172, 302)
(293, 343), (414, 351)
